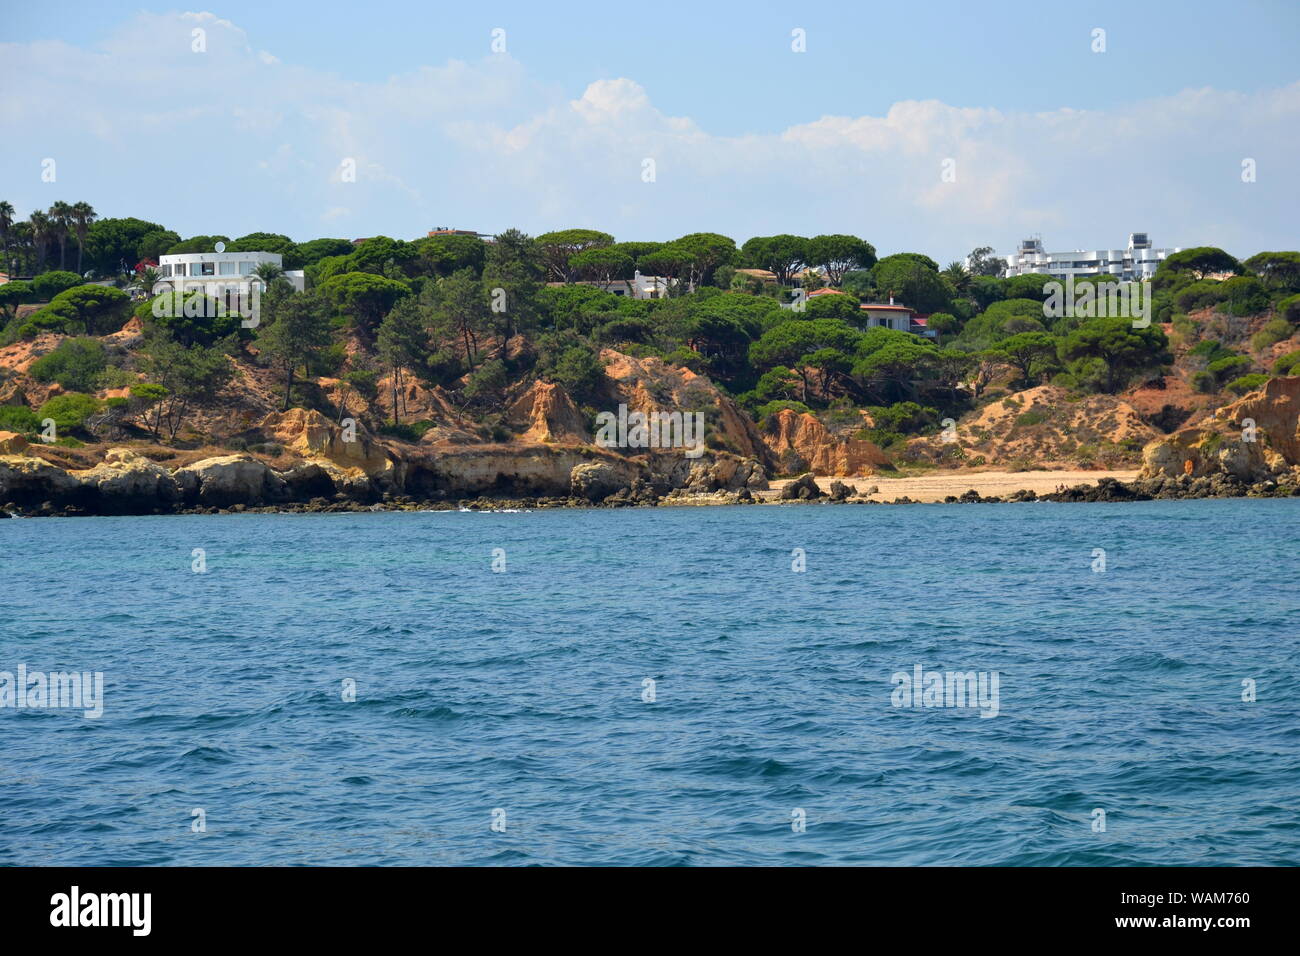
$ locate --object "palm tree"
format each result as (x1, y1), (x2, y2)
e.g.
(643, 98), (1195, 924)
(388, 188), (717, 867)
(28, 211), (53, 273)
(252, 262), (287, 288)
(70, 201), (96, 276)
(49, 200), (74, 271)
(0, 201), (14, 278)
(942, 261), (971, 295)
(9, 221), (33, 276)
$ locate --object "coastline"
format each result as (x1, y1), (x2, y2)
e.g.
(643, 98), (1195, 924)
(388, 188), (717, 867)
(4, 466), (1296, 518)
(761, 469), (1142, 504)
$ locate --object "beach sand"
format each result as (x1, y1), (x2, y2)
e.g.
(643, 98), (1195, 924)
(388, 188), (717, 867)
(761, 469), (1142, 503)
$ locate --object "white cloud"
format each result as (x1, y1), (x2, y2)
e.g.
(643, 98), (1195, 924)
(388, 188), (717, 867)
(0, 11), (1296, 262)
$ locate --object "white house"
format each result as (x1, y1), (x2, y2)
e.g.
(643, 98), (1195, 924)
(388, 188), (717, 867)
(859, 300), (915, 332)
(153, 251), (306, 297)
(1002, 233), (1178, 282)
(557, 269), (675, 299)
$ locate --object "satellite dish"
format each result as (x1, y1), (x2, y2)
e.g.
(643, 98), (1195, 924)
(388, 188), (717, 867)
(214, 241), (226, 253)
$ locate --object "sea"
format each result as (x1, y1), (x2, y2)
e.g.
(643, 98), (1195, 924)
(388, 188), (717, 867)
(2, 499), (1297, 865)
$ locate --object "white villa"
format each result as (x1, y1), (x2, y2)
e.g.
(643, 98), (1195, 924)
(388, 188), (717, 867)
(859, 300), (915, 332)
(582, 270), (674, 299)
(152, 251), (306, 297)
(1001, 233), (1179, 282)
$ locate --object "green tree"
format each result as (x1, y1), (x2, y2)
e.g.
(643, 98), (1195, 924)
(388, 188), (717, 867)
(432, 268), (491, 371)
(852, 331), (938, 403)
(1059, 317), (1172, 393)
(802, 291), (861, 322)
(21, 284), (130, 337)
(992, 331), (1057, 387)
(137, 289), (243, 346)
(1242, 251), (1300, 292)
(482, 228), (544, 353)
(256, 289), (333, 410)
(570, 247), (634, 287)
(85, 217), (178, 276)
(31, 270), (83, 300)
(415, 234), (487, 278)
(871, 254), (953, 313)
(0, 200), (14, 277)
(643, 233), (737, 291)
(749, 319), (862, 402)
(965, 246), (1004, 277)
(926, 311), (959, 345)
(535, 229), (614, 282)
(129, 382), (169, 439)
(69, 202), (96, 276)
(376, 296), (431, 424)
(1155, 247), (1241, 287)
(741, 235), (809, 285)
(806, 235), (876, 286)
(227, 233), (302, 269)
(0, 279), (33, 321)
(320, 271), (410, 335)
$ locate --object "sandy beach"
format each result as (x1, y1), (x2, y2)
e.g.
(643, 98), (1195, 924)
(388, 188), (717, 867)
(761, 470), (1142, 503)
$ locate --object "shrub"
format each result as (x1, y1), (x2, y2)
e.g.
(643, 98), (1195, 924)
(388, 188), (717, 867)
(1015, 410), (1048, 427)
(20, 285), (131, 337)
(0, 405), (40, 433)
(136, 290), (244, 345)
(1273, 350), (1300, 376)
(30, 271), (84, 301)
(1190, 370), (1218, 394)
(36, 393), (101, 432)
(1251, 318), (1293, 352)
(755, 399), (812, 423)
(379, 420), (434, 442)
(28, 337), (109, 392)
(1226, 374), (1269, 396)
(1207, 354), (1252, 383)
(0, 280), (34, 318)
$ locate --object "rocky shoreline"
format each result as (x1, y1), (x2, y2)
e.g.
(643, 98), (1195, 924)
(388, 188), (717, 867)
(4, 467), (1297, 519)
(4, 375), (1298, 518)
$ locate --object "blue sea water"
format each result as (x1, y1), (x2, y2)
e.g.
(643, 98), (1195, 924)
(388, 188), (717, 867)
(1, 499), (1297, 866)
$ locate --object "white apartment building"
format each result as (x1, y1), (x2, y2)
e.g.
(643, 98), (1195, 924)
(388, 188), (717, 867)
(1002, 233), (1178, 281)
(153, 251), (306, 296)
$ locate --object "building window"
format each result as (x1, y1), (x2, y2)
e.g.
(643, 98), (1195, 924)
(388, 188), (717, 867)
(239, 262), (255, 275)
(158, 265), (171, 277)
(191, 262), (215, 276)
(218, 261), (236, 275)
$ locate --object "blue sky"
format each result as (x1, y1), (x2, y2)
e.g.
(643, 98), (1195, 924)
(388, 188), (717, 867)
(2, 1), (1298, 263)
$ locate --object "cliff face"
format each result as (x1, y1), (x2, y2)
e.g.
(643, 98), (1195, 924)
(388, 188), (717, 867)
(904, 385), (1162, 470)
(505, 381), (589, 444)
(761, 408), (890, 477)
(1140, 376), (1300, 481)
(599, 349), (771, 464)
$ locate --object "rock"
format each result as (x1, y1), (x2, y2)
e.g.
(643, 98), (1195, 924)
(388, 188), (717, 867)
(670, 453), (768, 493)
(0, 431), (28, 455)
(780, 472), (822, 500)
(763, 407), (891, 477)
(505, 381), (589, 443)
(0, 455), (79, 507)
(176, 454), (284, 506)
(259, 408), (392, 478)
(570, 462), (626, 501)
(1140, 376), (1300, 483)
(72, 448), (182, 511)
(828, 480), (851, 501)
